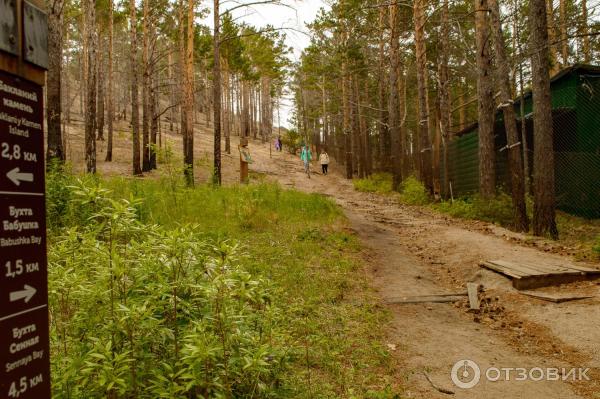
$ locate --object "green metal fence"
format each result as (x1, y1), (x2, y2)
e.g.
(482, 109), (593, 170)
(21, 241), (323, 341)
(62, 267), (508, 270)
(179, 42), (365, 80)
(441, 65), (600, 219)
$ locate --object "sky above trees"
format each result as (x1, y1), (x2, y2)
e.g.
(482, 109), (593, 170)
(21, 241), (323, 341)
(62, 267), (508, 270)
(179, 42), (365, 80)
(201, 0), (330, 126)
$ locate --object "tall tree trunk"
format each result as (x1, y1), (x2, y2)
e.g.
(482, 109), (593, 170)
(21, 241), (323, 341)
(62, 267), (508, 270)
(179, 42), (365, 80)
(224, 65), (231, 154)
(182, 0), (195, 184)
(581, 0), (590, 62)
(142, 0), (151, 171)
(361, 79), (372, 176)
(130, 0), (142, 175)
(474, 0), (495, 198)
(377, 6), (389, 171)
(413, 0), (433, 192)
(559, 0), (568, 66)
(47, 0), (65, 164)
(106, 0), (114, 161)
(389, 3), (403, 189)
(85, 0), (97, 173)
(96, 44), (105, 141)
(547, 0), (559, 74)
(213, 0), (222, 184)
(150, 71), (158, 169)
(438, 0), (450, 197)
(490, 0), (529, 231)
(342, 58), (352, 179)
(530, 0), (558, 239)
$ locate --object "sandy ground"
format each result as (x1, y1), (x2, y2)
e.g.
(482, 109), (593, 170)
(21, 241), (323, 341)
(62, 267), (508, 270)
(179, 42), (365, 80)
(66, 119), (600, 398)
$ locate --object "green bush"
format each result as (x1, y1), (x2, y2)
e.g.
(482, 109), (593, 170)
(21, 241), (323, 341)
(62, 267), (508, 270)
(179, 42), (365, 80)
(281, 128), (301, 154)
(398, 176), (430, 205)
(353, 173), (393, 194)
(434, 192), (515, 227)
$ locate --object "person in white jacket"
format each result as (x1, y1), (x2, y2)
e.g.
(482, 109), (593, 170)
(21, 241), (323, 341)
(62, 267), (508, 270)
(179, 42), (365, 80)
(319, 150), (330, 175)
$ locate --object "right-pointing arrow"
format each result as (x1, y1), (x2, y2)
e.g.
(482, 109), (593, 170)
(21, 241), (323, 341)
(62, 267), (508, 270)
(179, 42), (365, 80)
(10, 285), (37, 303)
(6, 167), (34, 186)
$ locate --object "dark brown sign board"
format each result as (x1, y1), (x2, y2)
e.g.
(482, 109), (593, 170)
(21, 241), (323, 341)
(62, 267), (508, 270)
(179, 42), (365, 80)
(0, 58), (50, 398)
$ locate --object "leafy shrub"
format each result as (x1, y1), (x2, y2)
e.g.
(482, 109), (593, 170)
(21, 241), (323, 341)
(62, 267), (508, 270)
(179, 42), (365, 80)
(398, 176), (430, 205)
(354, 173), (394, 194)
(46, 161), (75, 230)
(49, 186), (287, 398)
(593, 236), (600, 254)
(434, 192), (514, 227)
(280, 128), (301, 154)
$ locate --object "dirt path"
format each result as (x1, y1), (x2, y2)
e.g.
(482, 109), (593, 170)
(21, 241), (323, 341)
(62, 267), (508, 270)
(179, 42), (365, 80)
(64, 122), (599, 398)
(246, 141), (600, 399)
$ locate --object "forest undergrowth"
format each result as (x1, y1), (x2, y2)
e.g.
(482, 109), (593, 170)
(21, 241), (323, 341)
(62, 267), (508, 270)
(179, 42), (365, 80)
(45, 164), (399, 398)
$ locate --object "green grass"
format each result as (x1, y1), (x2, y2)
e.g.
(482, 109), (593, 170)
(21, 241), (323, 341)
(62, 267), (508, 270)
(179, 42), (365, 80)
(47, 171), (400, 398)
(353, 173), (394, 194)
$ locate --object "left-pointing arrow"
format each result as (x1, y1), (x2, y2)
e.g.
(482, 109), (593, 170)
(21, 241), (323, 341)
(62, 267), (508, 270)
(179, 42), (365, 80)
(9, 285), (37, 303)
(6, 167), (34, 186)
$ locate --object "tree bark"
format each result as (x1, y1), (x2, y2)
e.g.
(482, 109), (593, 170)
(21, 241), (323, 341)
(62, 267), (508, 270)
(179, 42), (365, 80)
(581, 0), (590, 62)
(84, 0), (97, 173)
(438, 0), (450, 197)
(413, 0), (433, 192)
(130, 0), (142, 175)
(490, 0), (529, 232)
(47, 0), (65, 164)
(546, 0), (559, 75)
(342, 58), (353, 179)
(213, 0), (222, 184)
(388, 3), (403, 188)
(142, 0), (151, 171)
(530, 0), (558, 239)
(559, 0), (568, 66)
(105, 0), (114, 162)
(474, 0), (496, 198)
(182, 0), (195, 185)
(377, 6), (389, 171)
(96, 42), (105, 141)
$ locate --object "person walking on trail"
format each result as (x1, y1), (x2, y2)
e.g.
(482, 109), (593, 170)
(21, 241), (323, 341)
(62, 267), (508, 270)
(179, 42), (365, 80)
(319, 149), (330, 175)
(274, 137), (281, 152)
(300, 145), (312, 176)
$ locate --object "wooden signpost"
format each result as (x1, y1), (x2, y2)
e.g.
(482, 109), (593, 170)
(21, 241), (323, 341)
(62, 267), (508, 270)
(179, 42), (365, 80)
(0, 0), (50, 397)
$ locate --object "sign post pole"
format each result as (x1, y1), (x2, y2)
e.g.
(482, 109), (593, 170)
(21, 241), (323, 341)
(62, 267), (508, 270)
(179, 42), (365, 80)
(0, 0), (50, 398)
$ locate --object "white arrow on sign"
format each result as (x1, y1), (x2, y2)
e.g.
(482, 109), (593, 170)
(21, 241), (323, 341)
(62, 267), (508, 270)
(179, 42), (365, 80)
(9, 285), (37, 303)
(6, 167), (34, 186)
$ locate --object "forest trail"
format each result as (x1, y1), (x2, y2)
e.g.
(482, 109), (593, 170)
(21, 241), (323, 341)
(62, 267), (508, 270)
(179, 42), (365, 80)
(244, 139), (600, 399)
(65, 124), (600, 398)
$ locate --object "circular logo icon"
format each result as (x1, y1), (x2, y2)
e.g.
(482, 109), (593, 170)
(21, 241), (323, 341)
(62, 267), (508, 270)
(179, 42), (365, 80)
(451, 359), (481, 389)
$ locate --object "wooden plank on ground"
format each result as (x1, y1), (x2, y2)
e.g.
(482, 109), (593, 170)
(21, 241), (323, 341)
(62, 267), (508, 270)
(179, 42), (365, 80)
(480, 261), (525, 279)
(490, 260), (552, 276)
(467, 283), (480, 310)
(519, 291), (595, 303)
(516, 260), (580, 274)
(385, 294), (467, 305)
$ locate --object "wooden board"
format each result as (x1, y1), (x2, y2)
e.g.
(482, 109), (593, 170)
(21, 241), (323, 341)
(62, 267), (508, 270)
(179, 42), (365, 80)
(519, 291), (595, 303)
(385, 293), (467, 305)
(467, 283), (480, 310)
(480, 259), (600, 290)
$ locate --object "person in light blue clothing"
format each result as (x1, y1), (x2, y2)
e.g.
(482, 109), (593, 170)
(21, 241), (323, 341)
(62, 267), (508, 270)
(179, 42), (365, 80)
(300, 145), (312, 177)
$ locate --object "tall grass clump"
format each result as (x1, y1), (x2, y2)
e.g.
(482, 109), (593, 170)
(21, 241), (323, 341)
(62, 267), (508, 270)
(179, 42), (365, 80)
(46, 172), (399, 398)
(434, 193), (514, 227)
(353, 173), (394, 194)
(398, 176), (430, 205)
